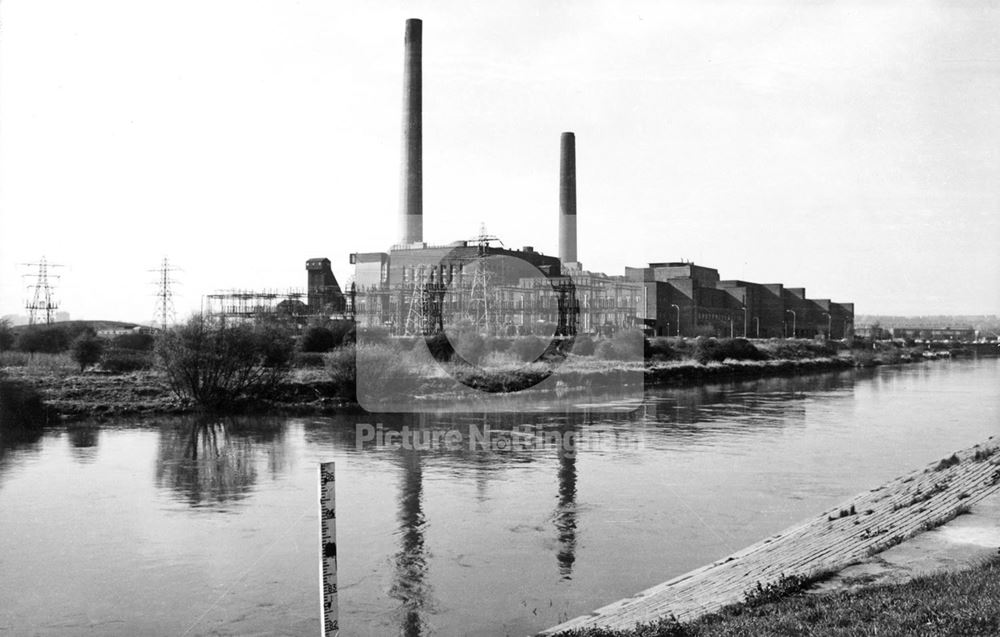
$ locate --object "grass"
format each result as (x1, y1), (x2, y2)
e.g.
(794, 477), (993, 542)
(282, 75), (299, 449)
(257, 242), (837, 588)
(935, 453), (962, 471)
(972, 446), (997, 462)
(0, 350), (77, 373)
(554, 555), (1000, 636)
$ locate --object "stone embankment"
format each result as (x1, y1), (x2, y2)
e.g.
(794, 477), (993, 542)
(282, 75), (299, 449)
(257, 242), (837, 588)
(542, 437), (1000, 635)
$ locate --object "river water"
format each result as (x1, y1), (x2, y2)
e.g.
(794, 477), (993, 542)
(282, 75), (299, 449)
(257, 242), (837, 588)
(1, 358), (998, 636)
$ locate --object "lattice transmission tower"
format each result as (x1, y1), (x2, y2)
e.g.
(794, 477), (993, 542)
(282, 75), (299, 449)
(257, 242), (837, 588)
(467, 223), (504, 334)
(22, 257), (64, 325)
(150, 257), (180, 329)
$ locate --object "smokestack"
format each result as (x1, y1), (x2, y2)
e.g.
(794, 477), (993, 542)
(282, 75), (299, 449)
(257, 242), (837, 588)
(399, 19), (423, 245)
(559, 132), (577, 264)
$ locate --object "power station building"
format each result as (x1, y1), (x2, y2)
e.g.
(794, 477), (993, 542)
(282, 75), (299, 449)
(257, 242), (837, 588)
(323, 18), (854, 340)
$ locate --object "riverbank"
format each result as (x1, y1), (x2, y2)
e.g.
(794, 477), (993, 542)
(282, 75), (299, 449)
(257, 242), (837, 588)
(0, 367), (355, 420)
(554, 555), (1000, 636)
(0, 343), (948, 420)
(543, 437), (1000, 635)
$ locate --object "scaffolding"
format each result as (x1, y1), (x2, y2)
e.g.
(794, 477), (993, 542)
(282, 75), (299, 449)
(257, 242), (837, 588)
(205, 289), (310, 321)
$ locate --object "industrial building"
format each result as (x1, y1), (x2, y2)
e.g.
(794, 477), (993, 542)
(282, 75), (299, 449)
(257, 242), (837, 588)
(314, 18), (854, 340)
(628, 263), (854, 338)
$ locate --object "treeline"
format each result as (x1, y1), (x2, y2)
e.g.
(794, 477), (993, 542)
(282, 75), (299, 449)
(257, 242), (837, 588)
(0, 320), (156, 373)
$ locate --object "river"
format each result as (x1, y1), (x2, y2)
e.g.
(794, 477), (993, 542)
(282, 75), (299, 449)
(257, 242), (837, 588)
(1, 357), (998, 636)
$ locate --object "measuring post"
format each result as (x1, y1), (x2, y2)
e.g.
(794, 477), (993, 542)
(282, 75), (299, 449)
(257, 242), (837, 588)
(319, 462), (338, 636)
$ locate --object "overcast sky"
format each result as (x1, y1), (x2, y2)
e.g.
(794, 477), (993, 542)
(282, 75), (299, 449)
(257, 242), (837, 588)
(1, 0), (998, 323)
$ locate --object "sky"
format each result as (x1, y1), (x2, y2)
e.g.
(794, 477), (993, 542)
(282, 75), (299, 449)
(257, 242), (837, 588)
(1, 0), (998, 323)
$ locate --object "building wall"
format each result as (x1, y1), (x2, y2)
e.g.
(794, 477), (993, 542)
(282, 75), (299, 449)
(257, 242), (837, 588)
(781, 288), (811, 337)
(647, 263), (720, 287)
(831, 303), (854, 339)
(349, 247), (855, 341)
(758, 284), (786, 338)
(387, 244), (561, 288)
(351, 252), (390, 290)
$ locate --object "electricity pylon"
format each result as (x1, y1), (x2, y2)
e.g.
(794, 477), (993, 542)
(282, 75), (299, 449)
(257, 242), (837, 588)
(150, 257), (180, 330)
(22, 257), (64, 325)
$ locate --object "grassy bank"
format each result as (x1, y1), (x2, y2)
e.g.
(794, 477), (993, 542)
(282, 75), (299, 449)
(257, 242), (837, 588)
(554, 555), (1000, 636)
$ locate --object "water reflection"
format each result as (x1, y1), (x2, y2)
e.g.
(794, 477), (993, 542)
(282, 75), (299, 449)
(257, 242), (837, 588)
(0, 379), (53, 480)
(553, 427), (577, 579)
(0, 426), (42, 486)
(154, 416), (287, 507)
(640, 369), (857, 433)
(68, 426), (100, 463)
(390, 448), (432, 636)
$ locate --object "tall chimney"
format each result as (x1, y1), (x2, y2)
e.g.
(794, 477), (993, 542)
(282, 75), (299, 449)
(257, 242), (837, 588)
(559, 132), (577, 264)
(399, 19), (423, 245)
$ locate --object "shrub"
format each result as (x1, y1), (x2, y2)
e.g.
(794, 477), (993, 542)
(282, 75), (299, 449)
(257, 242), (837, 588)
(112, 332), (155, 351)
(293, 352), (327, 368)
(70, 333), (104, 372)
(758, 339), (837, 360)
(693, 338), (766, 364)
(512, 335), (545, 362)
(853, 350), (877, 367)
(569, 334), (595, 356)
(876, 347), (903, 364)
(324, 345), (356, 398)
(480, 350), (521, 368)
(0, 319), (14, 351)
(452, 330), (486, 365)
(0, 351), (30, 367)
(646, 336), (675, 361)
(483, 336), (511, 353)
(155, 316), (295, 408)
(934, 453), (961, 471)
(356, 325), (390, 344)
(692, 324), (718, 338)
(101, 350), (152, 374)
(355, 343), (413, 402)
(0, 378), (58, 431)
(328, 319), (355, 346)
(16, 326), (70, 354)
(301, 326), (336, 353)
(591, 333), (644, 361)
(395, 336), (419, 350)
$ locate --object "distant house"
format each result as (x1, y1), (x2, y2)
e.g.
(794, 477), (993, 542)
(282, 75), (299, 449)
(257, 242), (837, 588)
(96, 325), (144, 338)
(890, 326), (976, 342)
